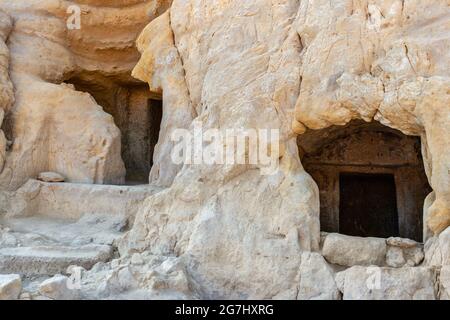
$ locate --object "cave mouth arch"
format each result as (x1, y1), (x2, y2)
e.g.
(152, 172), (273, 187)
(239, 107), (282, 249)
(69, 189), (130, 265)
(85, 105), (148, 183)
(298, 120), (432, 242)
(64, 75), (163, 185)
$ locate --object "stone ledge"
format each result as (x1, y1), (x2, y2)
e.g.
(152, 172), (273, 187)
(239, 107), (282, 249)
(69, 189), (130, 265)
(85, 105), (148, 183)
(0, 245), (113, 276)
(322, 233), (424, 268)
(2, 179), (162, 220)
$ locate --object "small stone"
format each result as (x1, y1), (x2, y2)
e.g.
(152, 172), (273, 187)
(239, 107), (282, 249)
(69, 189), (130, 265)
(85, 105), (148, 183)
(39, 275), (79, 300)
(322, 233), (386, 267)
(90, 262), (107, 273)
(387, 237), (418, 249)
(37, 172), (65, 183)
(405, 247), (425, 266)
(386, 246), (406, 267)
(440, 266), (450, 300)
(0, 274), (22, 300)
(298, 252), (340, 300)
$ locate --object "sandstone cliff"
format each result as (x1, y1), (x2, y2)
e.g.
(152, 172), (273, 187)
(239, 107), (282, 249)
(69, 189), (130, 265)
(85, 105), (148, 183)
(0, 0), (448, 301)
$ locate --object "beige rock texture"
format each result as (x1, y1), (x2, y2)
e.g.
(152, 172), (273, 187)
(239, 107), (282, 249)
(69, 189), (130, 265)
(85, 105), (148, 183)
(0, 0), (171, 190)
(386, 237), (424, 267)
(121, 0), (320, 300)
(0, 0), (448, 301)
(0, 274), (21, 300)
(291, 0), (450, 236)
(425, 226), (450, 267)
(121, 0), (449, 299)
(39, 274), (80, 300)
(322, 233), (387, 267)
(0, 10), (14, 176)
(336, 266), (438, 300)
(297, 252), (340, 300)
(440, 266), (450, 300)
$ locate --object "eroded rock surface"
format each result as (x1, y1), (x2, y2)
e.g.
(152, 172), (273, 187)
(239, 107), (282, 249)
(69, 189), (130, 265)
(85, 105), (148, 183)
(336, 266), (438, 300)
(0, 0), (448, 301)
(0, 0), (171, 190)
(121, 0), (449, 299)
(291, 0), (450, 236)
(297, 252), (340, 300)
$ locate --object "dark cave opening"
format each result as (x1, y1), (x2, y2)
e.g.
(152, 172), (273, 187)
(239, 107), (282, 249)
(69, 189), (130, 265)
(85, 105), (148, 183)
(339, 172), (399, 239)
(65, 77), (163, 185)
(298, 120), (432, 242)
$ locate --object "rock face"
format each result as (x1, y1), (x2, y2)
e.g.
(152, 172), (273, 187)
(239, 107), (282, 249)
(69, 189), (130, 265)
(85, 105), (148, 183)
(297, 252), (340, 300)
(291, 0), (450, 236)
(440, 266), (450, 300)
(0, 0), (171, 190)
(0, 10), (14, 176)
(386, 238), (424, 268)
(118, 0), (450, 299)
(1, 179), (161, 221)
(0, 0), (448, 300)
(336, 266), (438, 300)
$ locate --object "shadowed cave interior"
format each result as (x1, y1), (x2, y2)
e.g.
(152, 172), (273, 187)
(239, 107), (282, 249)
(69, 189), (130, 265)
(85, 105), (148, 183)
(298, 120), (432, 242)
(65, 76), (163, 185)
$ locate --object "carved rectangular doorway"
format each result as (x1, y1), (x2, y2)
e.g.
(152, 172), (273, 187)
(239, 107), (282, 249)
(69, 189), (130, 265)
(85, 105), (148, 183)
(339, 173), (400, 238)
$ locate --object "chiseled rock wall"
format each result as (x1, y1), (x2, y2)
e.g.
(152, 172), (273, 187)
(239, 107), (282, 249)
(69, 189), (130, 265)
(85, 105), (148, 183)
(0, 10), (13, 177)
(0, 0), (448, 300)
(292, 0), (450, 237)
(0, 0), (171, 190)
(121, 0), (449, 299)
(123, 0), (320, 299)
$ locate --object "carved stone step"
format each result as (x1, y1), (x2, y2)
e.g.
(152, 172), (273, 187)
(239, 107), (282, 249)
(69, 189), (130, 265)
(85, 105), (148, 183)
(0, 245), (113, 276)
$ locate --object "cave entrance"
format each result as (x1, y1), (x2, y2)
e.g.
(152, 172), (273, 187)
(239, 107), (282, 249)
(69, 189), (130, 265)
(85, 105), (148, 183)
(147, 98), (163, 169)
(123, 94), (163, 184)
(298, 120), (432, 242)
(65, 77), (163, 185)
(339, 173), (399, 238)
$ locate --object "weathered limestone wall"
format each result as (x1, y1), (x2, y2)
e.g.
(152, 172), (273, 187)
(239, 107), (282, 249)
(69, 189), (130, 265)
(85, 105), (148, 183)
(0, 0), (448, 301)
(0, 11), (13, 177)
(125, 0), (320, 299)
(121, 0), (449, 299)
(291, 0), (450, 235)
(67, 78), (162, 183)
(0, 0), (171, 190)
